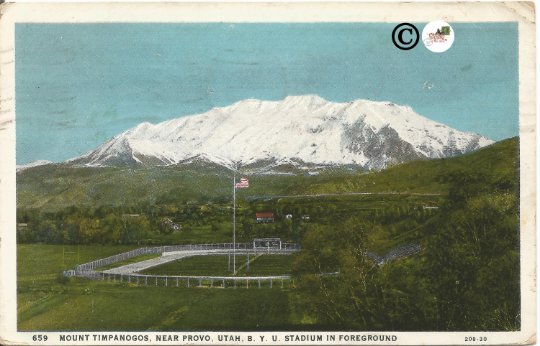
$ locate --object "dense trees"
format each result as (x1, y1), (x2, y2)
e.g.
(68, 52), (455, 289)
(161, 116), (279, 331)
(15, 198), (440, 248)
(292, 167), (520, 331)
(421, 170), (519, 330)
(17, 208), (160, 245)
(292, 219), (373, 328)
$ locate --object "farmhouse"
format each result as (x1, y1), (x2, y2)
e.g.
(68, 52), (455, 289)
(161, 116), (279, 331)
(256, 212), (274, 223)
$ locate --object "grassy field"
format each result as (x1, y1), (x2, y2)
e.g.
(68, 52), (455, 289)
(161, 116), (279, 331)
(236, 255), (292, 276)
(17, 244), (139, 282)
(141, 254), (293, 276)
(17, 244), (306, 331)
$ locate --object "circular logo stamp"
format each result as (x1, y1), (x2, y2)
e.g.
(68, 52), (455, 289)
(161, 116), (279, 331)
(392, 23), (419, 50)
(422, 21), (454, 53)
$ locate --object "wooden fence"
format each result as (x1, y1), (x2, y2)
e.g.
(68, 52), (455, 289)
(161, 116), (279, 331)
(81, 271), (295, 289)
(64, 243), (300, 289)
(72, 242), (299, 274)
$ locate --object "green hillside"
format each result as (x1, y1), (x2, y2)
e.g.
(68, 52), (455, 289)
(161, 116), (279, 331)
(17, 138), (517, 211)
(17, 162), (232, 210)
(310, 136), (517, 194)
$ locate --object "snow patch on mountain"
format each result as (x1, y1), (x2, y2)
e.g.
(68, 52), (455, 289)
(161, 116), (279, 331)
(16, 160), (53, 172)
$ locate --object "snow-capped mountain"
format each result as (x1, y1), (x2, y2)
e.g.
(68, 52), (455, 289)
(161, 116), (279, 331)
(71, 95), (494, 170)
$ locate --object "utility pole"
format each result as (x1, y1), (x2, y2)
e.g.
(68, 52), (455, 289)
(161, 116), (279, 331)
(233, 174), (236, 275)
(232, 168), (249, 275)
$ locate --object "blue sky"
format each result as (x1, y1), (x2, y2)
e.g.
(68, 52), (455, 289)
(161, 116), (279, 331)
(15, 23), (518, 164)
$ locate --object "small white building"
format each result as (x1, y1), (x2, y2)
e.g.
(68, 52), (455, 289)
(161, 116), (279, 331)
(252, 238), (282, 249)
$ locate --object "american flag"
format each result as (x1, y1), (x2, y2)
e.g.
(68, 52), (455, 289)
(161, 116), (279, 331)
(235, 177), (249, 189)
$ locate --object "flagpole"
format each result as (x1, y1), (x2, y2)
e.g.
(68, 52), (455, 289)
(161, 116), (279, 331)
(233, 173), (236, 275)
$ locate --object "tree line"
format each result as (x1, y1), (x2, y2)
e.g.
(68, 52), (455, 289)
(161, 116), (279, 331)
(16, 196), (437, 246)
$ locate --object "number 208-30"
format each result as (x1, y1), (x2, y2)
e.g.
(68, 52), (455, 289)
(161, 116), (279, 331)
(465, 336), (487, 342)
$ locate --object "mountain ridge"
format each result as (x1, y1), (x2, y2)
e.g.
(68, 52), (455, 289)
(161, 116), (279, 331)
(70, 95), (493, 170)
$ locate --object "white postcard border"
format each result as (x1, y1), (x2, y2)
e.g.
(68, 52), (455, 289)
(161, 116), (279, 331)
(0, 2), (535, 345)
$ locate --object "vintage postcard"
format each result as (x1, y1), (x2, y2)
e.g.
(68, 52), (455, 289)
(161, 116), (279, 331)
(0, 2), (535, 345)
